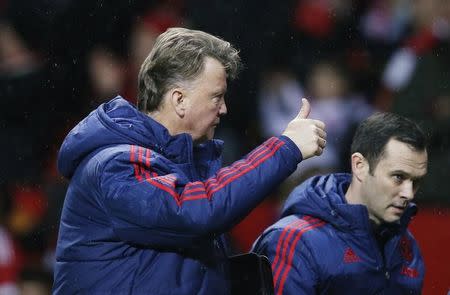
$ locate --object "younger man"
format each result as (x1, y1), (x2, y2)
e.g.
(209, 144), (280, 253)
(253, 113), (427, 294)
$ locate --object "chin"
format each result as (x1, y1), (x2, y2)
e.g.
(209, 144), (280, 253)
(193, 134), (213, 145)
(384, 216), (401, 224)
(207, 131), (215, 140)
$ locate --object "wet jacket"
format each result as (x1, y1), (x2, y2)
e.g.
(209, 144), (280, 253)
(252, 173), (424, 295)
(53, 97), (302, 294)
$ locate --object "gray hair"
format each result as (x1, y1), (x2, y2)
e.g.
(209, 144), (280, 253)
(137, 27), (242, 112)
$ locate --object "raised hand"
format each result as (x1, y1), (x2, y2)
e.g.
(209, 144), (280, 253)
(282, 98), (326, 160)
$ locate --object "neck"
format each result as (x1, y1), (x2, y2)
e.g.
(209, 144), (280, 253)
(344, 179), (380, 229)
(344, 180), (361, 206)
(148, 109), (182, 137)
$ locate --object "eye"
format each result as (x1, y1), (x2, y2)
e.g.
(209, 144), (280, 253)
(393, 174), (405, 183)
(212, 95), (224, 105)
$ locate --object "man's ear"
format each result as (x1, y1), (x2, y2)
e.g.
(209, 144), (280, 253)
(351, 152), (369, 182)
(170, 88), (186, 117)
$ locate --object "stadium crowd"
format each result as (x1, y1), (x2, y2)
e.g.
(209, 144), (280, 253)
(0, 0), (449, 294)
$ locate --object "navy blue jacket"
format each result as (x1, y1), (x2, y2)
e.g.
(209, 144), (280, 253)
(252, 173), (424, 295)
(53, 97), (302, 294)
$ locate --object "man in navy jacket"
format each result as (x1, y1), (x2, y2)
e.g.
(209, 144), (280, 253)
(253, 112), (427, 294)
(53, 27), (327, 294)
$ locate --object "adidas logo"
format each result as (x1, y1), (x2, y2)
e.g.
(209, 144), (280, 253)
(400, 265), (419, 278)
(343, 247), (362, 263)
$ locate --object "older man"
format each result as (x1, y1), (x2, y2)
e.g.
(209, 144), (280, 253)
(53, 27), (326, 294)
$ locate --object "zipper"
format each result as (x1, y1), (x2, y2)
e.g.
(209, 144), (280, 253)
(368, 232), (390, 287)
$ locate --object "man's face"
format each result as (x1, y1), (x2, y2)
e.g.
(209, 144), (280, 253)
(182, 57), (227, 144)
(361, 139), (428, 225)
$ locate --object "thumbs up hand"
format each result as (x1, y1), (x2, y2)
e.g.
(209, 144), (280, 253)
(282, 98), (326, 160)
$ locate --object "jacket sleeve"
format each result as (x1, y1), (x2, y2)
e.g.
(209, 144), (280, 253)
(252, 221), (322, 295)
(400, 231), (425, 292)
(99, 136), (301, 248)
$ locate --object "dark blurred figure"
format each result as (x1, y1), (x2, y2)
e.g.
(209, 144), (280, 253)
(300, 60), (374, 175)
(377, 0), (450, 204)
(17, 267), (52, 295)
(0, 20), (60, 280)
(0, 185), (22, 295)
(0, 21), (58, 184)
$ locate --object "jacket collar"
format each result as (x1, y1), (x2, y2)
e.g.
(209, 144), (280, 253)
(99, 97), (224, 165)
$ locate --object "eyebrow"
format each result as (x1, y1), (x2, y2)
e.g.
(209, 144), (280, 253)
(390, 170), (426, 181)
(211, 89), (226, 97)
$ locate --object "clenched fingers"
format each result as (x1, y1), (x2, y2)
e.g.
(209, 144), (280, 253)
(315, 126), (327, 140)
(315, 146), (324, 156)
(313, 119), (326, 130)
(317, 137), (326, 149)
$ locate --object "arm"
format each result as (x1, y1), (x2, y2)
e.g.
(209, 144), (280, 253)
(100, 98), (326, 248)
(252, 222), (322, 295)
(399, 232), (425, 292)
(100, 136), (300, 248)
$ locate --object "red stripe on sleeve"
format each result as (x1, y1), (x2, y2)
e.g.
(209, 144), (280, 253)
(271, 216), (314, 275)
(206, 138), (279, 189)
(271, 219), (305, 277)
(138, 146), (144, 177)
(130, 145), (142, 181)
(153, 176), (176, 188)
(272, 217), (314, 287)
(206, 140), (284, 198)
(129, 137), (286, 206)
(144, 178), (180, 206)
(143, 148), (153, 178)
(130, 145), (179, 204)
(276, 221), (326, 295)
(180, 138), (283, 202)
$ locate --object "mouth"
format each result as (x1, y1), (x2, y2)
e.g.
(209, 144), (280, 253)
(389, 204), (407, 215)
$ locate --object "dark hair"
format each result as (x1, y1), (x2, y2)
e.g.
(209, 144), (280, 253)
(351, 112), (427, 173)
(137, 27), (242, 112)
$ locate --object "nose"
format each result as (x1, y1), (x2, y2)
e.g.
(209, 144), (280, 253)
(219, 101), (227, 116)
(400, 180), (414, 201)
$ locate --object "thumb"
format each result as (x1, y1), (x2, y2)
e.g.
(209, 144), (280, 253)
(297, 98), (311, 119)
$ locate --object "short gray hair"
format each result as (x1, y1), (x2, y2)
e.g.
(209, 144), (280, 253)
(137, 27), (242, 112)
